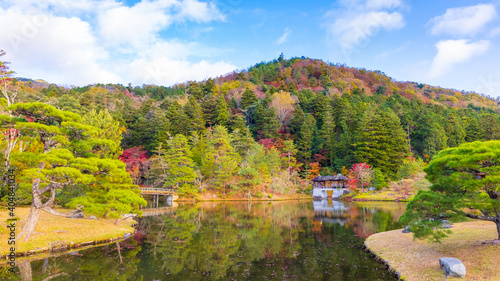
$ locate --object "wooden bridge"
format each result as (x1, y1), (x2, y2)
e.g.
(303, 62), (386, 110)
(139, 187), (177, 195)
(139, 187), (178, 207)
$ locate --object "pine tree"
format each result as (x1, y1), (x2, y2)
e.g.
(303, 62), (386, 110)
(203, 78), (218, 96)
(480, 113), (500, 140)
(240, 87), (258, 109)
(465, 117), (483, 142)
(254, 101), (266, 134)
(384, 109), (410, 177)
(184, 95), (206, 134)
(289, 103), (305, 135)
(81, 109), (123, 158)
(188, 131), (207, 167)
(148, 108), (168, 152)
(10, 103), (146, 241)
(156, 118), (172, 146)
(356, 107), (407, 179)
(319, 103), (335, 166)
(263, 107), (280, 139)
(401, 141), (500, 241)
(230, 115), (256, 157)
(150, 134), (197, 196)
(356, 107), (389, 174)
(297, 114), (315, 161)
(202, 94), (217, 126)
(444, 112), (465, 147)
(215, 94), (229, 126)
(202, 126), (240, 195)
(262, 92), (273, 108)
(166, 100), (181, 121)
(187, 81), (203, 100)
(424, 122), (448, 158)
(169, 106), (188, 136)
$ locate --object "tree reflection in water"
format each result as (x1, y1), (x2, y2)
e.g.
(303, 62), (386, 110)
(2, 200), (404, 280)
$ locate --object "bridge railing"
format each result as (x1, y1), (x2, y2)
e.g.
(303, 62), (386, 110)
(139, 187), (177, 193)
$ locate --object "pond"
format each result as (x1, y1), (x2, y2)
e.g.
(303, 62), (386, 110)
(3, 200), (406, 280)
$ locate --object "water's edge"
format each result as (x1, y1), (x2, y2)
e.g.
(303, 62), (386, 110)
(363, 241), (403, 280)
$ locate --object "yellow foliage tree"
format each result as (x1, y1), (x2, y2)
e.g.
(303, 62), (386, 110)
(269, 91), (296, 127)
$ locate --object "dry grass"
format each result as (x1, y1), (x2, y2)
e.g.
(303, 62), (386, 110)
(365, 221), (500, 281)
(0, 207), (135, 257)
(346, 190), (414, 201)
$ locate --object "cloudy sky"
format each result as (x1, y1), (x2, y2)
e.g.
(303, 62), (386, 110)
(1, 0), (500, 97)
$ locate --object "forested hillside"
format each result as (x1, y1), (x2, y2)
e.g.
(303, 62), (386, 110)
(2, 56), (500, 199)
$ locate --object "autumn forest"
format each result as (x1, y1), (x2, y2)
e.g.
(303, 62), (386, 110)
(1, 55), (500, 205)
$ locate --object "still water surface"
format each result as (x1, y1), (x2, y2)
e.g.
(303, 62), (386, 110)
(5, 200), (405, 280)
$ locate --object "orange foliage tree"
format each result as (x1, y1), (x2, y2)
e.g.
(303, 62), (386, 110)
(306, 162), (321, 180)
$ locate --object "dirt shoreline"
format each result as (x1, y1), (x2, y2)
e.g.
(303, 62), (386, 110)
(364, 221), (500, 281)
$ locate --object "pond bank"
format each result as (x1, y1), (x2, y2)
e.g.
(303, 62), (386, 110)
(176, 193), (312, 202)
(0, 207), (135, 260)
(364, 221), (500, 280)
(341, 190), (413, 202)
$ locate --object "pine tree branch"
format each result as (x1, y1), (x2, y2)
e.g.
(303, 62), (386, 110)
(465, 213), (497, 222)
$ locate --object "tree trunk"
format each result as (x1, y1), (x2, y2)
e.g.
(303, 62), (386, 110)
(17, 204), (42, 241)
(42, 258), (49, 274)
(18, 260), (32, 281)
(116, 242), (123, 264)
(18, 180), (65, 241)
(496, 221), (500, 240)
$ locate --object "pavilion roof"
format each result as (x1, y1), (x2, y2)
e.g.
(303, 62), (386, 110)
(311, 174), (348, 182)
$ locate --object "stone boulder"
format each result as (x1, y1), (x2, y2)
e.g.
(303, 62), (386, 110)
(439, 257), (466, 278)
(88, 216), (98, 220)
(441, 220), (453, 229)
(68, 212), (84, 219)
(343, 189), (353, 195)
(402, 225), (411, 233)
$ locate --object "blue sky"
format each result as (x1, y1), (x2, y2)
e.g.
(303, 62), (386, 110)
(1, 0), (500, 97)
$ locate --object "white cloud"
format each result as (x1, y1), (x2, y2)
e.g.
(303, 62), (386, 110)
(429, 4), (497, 37)
(429, 39), (490, 78)
(332, 11), (404, 51)
(1, 0), (118, 15)
(324, 0), (405, 59)
(98, 1), (176, 47)
(366, 0), (403, 10)
(0, 7), (119, 85)
(0, 0), (232, 86)
(176, 0), (225, 22)
(276, 27), (291, 45)
(128, 57), (235, 86)
(489, 26), (500, 37)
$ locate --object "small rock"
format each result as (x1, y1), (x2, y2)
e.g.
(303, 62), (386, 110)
(441, 220), (453, 229)
(388, 193), (394, 195)
(439, 257), (466, 278)
(68, 212), (84, 219)
(88, 216), (98, 220)
(343, 190), (353, 195)
(402, 225), (411, 233)
(368, 187), (376, 191)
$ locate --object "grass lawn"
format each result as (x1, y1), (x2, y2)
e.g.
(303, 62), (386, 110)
(365, 221), (500, 280)
(0, 207), (135, 258)
(343, 189), (414, 202)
